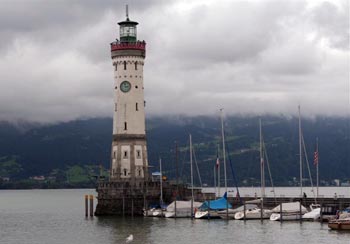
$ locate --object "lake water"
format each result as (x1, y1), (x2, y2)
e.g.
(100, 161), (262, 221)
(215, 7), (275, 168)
(0, 189), (349, 244)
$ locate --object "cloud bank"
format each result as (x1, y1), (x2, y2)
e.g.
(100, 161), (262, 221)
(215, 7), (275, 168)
(0, 0), (348, 123)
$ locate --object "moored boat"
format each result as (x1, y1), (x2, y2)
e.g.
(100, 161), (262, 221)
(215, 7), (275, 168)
(235, 208), (272, 220)
(217, 204), (258, 220)
(302, 204), (321, 221)
(328, 218), (350, 230)
(195, 192), (232, 219)
(164, 200), (202, 218)
(269, 202), (308, 221)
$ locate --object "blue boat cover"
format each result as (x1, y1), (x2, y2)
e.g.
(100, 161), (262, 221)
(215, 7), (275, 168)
(199, 192), (232, 210)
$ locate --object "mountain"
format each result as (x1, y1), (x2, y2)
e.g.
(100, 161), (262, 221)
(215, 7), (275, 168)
(0, 115), (349, 187)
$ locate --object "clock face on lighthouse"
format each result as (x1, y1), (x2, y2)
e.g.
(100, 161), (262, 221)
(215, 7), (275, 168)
(120, 81), (131, 93)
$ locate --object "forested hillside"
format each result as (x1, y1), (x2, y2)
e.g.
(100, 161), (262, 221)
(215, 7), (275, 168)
(0, 115), (349, 188)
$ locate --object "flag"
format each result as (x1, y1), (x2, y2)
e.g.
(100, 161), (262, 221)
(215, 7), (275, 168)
(314, 151), (319, 165)
(216, 157), (220, 169)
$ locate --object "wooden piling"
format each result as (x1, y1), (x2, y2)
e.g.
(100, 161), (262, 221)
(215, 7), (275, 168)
(89, 194), (94, 217)
(85, 195), (88, 217)
(122, 196), (125, 216)
(207, 199), (210, 220)
(299, 200), (302, 223)
(280, 202), (283, 222)
(243, 202), (246, 221)
(131, 198), (134, 217)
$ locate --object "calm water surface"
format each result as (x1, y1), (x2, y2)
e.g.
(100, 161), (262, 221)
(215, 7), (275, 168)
(0, 189), (349, 244)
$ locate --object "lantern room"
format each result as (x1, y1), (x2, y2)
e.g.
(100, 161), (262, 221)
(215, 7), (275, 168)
(118, 16), (138, 43)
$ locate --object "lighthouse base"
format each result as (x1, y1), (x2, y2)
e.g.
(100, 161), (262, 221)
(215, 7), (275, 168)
(94, 181), (204, 216)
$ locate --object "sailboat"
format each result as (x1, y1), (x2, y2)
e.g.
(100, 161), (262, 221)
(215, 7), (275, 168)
(196, 109), (231, 219)
(165, 136), (203, 218)
(270, 106), (309, 221)
(144, 158), (167, 217)
(234, 119), (273, 220)
(194, 192), (232, 219)
(270, 202), (308, 221)
(164, 200), (202, 218)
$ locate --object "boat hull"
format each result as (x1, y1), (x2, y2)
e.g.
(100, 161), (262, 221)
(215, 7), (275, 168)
(328, 219), (350, 230)
(270, 212), (303, 221)
(194, 210), (220, 219)
(235, 209), (272, 220)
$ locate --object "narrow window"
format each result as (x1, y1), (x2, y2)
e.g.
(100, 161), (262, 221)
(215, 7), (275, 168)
(144, 101), (146, 107)
(114, 63), (117, 71)
(113, 151), (116, 158)
(136, 103), (138, 111)
(136, 150), (141, 158)
(124, 122), (127, 130)
(124, 61), (127, 70)
(124, 151), (128, 158)
(124, 169), (127, 176)
(135, 61), (138, 70)
(138, 169), (141, 176)
(115, 103), (117, 111)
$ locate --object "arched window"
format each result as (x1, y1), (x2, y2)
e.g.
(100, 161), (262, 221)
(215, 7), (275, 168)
(135, 61), (138, 70)
(124, 122), (127, 130)
(123, 169), (127, 176)
(123, 61), (127, 70)
(136, 103), (138, 111)
(138, 169), (141, 176)
(114, 63), (117, 71)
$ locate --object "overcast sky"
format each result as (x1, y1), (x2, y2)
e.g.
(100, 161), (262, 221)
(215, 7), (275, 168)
(0, 0), (348, 123)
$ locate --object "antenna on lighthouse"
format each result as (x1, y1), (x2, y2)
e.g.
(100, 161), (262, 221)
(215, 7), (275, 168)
(126, 5), (129, 20)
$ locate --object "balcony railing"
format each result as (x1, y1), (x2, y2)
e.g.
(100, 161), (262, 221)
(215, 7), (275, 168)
(111, 41), (146, 51)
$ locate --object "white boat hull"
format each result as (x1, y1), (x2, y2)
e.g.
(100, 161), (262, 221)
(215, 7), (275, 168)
(270, 212), (303, 221)
(164, 211), (193, 218)
(235, 209), (272, 220)
(194, 210), (220, 219)
(302, 208), (320, 221)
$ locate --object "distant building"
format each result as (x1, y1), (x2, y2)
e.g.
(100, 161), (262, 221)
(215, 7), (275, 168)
(31, 176), (45, 181)
(1, 177), (10, 182)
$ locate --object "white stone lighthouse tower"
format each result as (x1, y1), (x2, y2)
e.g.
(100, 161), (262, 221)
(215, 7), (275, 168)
(110, 7), (148, 184)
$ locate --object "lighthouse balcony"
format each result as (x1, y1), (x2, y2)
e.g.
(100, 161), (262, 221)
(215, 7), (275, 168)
(111, 41), (146, 51)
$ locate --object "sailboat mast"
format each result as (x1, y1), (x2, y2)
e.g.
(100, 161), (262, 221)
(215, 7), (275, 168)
(298, 105), (303, 198)
(159, 157), (163, 205)
(190, 134), (194, 217)
(316, 137), (319, 198)
(214, 165), (217, 199)
(220, 109), (227, 195)
(217, 143), (220, 197)
(260, 119), (265, 199)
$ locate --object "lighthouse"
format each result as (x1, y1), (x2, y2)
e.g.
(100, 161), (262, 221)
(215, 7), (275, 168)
(110, 7), (148, 185)
(95, 8), (198, 216)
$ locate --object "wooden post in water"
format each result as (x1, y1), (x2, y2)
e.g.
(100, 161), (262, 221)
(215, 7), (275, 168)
(85, 195), (88, 217)
(243, 202), (246, 221)
(131, 198), (134, 217)
(89, 195), (94, 217)
(320, 203), (323, 223)
(207, 199), (211, 220)
(299, 200), (302, 222)
(122, 195), (125, 216)
(280, 202), (283, 222)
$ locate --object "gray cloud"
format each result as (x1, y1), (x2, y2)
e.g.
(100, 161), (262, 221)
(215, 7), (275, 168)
(0, 0), (348, 123)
